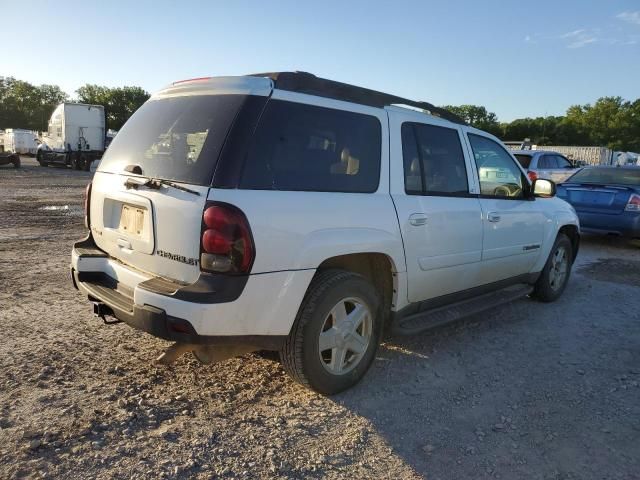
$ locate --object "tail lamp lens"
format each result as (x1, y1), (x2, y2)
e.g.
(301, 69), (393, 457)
(626, 194), (640, 212)
(201, 203), (254, 274)
(84, 182), (92, 228)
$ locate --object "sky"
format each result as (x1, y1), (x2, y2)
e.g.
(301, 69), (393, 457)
(3, 0), (640, 121)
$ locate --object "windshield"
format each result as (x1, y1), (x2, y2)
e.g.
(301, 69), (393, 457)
(567, 167), (640, 186)
(98, 94), (246, 185)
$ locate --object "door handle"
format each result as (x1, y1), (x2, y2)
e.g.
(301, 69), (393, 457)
(117, 238), (133, 250)
(409, 213), (428, 226)
(487, 212), (501, 223)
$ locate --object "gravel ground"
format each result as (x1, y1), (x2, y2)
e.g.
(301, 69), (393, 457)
(1, 158), (639, 479)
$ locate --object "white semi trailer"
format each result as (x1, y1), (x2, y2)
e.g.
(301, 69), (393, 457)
(4, 129), (39, 155)
(38, 103), (105, 171)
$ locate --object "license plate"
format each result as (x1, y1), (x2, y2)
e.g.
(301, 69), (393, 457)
(119, 205), (145, 236)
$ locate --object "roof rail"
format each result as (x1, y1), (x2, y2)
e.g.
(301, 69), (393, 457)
(249, 71), (466, 125)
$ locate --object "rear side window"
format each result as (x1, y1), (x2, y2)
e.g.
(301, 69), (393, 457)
(99, 95), (246, 185)
(239, 100), (381, 192)
(514, 154), (532, 169)
(538, 155), (558, 169)
(401, 123), (468, 195)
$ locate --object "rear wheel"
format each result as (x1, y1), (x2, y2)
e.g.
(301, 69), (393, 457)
(71, 155), (80, 170)
(83, 155), (92, 171)
(280, 270), (382, 394)
(12, 155), (20, 168)
(532, 233), (573, 302)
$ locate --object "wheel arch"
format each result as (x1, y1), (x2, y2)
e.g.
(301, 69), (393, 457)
(315, 252), (398, 331)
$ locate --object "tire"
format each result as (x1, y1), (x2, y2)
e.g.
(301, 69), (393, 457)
(532, 233), (573, 302)
(83, 156), (92, 172)
(12, 156), (20, 168)
(71, 155), (80, 170)
(280, 269), (383, 395)
(37, 152), (48, 167)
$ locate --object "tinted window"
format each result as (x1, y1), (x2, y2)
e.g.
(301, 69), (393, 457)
(99, 95), (246, 185)
(240, 100), (381, 192)
(568, 168), (640, 186)
(468, 134), (525, 198)
(514, 154), (532, 168)
(538, 155), (558, 169)
(555, 155), (572, 169)
(401, 123), (468, 195)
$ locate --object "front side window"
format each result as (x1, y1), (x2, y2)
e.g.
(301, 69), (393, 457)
(239, 100), (381, 192)
(401, 123), (468, 195)
(468, 134), (525, 198)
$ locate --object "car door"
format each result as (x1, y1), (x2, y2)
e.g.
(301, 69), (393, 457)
(464, 131), (546, 284)
(550, 154), (575, 183)
(388, 110), (484, 303)
(536, 154), (558, 181)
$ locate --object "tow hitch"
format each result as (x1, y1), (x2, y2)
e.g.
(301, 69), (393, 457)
(92, 302), (122, 325)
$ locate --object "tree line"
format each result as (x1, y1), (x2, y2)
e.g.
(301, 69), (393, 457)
(1, 76), (638, 152)
(444, 97), (640, 152)
(0, 76), (150, 132)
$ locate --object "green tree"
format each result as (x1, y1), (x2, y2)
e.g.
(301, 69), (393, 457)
(76, 84), (149, 130)
(0, 76), (67, 131)
(442, 104), (502, 136)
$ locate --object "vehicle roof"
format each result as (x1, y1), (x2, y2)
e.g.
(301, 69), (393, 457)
(250, 72), (466, 125)
(512, 149), (561, 156)
(156, 72), (466, 126)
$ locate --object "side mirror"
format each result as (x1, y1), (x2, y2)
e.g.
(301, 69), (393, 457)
(532, 178), (556, 198)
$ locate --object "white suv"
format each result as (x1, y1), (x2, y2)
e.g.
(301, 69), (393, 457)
(71, 72), (580, 394)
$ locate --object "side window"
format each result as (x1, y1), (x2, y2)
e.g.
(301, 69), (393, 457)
(555, 155), (572, 169)
(468, 134), (525, 198)
(538, 155), (557, 169)
(401, 123), (469, 195)
(240, 100), (381, 193)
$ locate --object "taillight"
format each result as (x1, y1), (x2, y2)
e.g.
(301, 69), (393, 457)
(527, 171), (538, 182)
(626, 194), (640, 212)
(84, 182), (92, 228)
(200, 202), (255, 274)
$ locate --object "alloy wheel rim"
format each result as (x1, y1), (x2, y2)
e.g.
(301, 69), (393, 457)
(318, 297), (372, 375)
(549, 246), (568, 291)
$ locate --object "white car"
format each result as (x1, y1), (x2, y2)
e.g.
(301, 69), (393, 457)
(71, 72), (580, 394)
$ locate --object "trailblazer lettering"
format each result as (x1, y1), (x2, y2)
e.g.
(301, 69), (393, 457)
(156, 250), (199, 266)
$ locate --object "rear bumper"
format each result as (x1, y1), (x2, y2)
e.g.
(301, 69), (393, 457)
(576, 210), (640, 238)
(71, 235), (315, 348)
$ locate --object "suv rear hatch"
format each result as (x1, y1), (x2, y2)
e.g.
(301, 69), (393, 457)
(90, 81), (268, 284)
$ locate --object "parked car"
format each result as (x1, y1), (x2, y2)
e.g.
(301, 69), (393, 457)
(71, 72), (580, 394)
(0, 152), (20, 168)
(513, 150), (578, 183)
(557, 166), (640, 238)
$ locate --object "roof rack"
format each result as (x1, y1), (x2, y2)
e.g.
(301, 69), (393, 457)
(249, 71), (466, 125)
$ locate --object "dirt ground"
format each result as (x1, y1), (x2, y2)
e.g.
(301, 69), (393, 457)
(1, 158), (639, 480)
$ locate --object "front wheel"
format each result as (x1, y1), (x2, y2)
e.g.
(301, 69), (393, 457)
(532, 233), (573, 302)
(280, 270), (382, 394)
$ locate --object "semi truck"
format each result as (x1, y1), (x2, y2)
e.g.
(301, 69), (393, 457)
(37, 103), (105, 171)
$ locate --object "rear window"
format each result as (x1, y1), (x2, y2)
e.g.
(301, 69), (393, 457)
(514, 154), (532, 169)
(98, 95), (246, 185)
(568, 168), (640, 186)
(239, 100), (381, 192)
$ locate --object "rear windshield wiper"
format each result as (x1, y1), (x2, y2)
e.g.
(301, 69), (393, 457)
(124, 177), (200, 196)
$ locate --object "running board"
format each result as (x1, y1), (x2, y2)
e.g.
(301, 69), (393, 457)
(392, 284), (534, 335)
